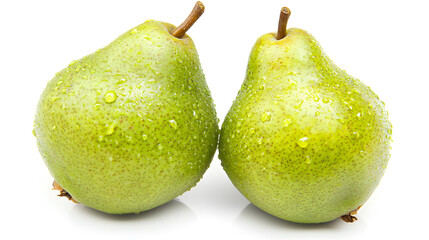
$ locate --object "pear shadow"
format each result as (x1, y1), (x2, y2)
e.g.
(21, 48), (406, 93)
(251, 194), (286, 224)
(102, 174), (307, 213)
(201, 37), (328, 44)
(235, 203), (346, 231)
(68, 198), (196, 233)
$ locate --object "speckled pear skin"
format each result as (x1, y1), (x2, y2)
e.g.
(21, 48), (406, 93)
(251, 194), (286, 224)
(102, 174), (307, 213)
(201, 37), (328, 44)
(219, 28), (392, 223)
(34, 20), (218, 214)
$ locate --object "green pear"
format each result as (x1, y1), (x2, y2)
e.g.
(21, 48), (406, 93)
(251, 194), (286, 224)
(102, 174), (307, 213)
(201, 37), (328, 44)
(34, 2), (219, 214)
(219, 7), (392, 223)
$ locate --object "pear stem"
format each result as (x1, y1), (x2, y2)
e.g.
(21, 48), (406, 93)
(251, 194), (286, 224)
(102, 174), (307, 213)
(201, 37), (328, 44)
(276, 7), (291, 40)
(171, 1), (205, 38)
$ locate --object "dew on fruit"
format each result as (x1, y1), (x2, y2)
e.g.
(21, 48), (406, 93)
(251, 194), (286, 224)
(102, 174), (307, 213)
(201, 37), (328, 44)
(297, 137), (309, 148)
(158, 144), (163, 150)
(294, 100), (303, 109)
(98, 135), (104, 142)
(32, 129), (36, 137)
(104, 91), (117, 103)
(169, 119), (178, 129)
(257, 138), (263, 145)
(142, 134), (148, 140)
(93, 103), (101, 110)
(313, 94), (320, 102)
(283, 119), (292, 128)
(261, 111), (271, 122)
(322, 98), (329, 103)
(305, 156), (311, 164)
(51, 96), (59, 103)
(106, 121), (117, 135)
(116, 78), (127, 85)
(249, 128), (256, 134)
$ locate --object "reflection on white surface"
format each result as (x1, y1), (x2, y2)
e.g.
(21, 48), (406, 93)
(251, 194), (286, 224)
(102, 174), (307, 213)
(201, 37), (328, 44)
(66, 199), (196, 237)
(234, 203), (366, 239)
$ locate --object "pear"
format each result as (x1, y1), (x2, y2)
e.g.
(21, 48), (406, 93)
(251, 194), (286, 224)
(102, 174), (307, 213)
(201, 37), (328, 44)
(219, 7), (392, 223)
(34, 2), (219, 214)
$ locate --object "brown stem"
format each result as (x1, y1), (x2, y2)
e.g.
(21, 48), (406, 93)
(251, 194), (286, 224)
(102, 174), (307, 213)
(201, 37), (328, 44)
(276, 7), (291, 40)
(171, 1), (205, 38)
(52, 180), (79, 203)
(340, 205), (362, 223)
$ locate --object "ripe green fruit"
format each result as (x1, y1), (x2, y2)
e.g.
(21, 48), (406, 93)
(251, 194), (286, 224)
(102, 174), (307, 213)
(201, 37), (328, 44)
(34, 2), (218, 214)
(219, 7), (392, 223)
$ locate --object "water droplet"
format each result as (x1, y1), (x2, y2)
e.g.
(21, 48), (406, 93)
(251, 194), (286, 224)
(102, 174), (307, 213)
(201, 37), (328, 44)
(249, 128), (255, 134)
(388, 128), (392, 134)
(104, 91), (117, 103)
(322, 98), (329, 103)
(338, 118), (345, 124)
(32, 129), (36, 137)
(142, 134), (148, 140)
(98, 135), (104, 142)
(368, 103), (373, 109)
(169, 119), (178, 129)
(356, 112), (361, 118)
(359, 150), (365, 157)
(236, 122), (242, 127)
(109, 156), (113, 161)
(105, 121), (117, 135)
(51, 96), (59, 103)
(116, 78), (127, 85)
(313, 94), (320, 102)
(294, 100), (304, 109)
(315, 111), (321, 116)
(259, 85), (265, 90)
(126, 136), (133, 142)
(257, 138), (263, 145)
(305, 156), (312, 164)
(57, 80), (63, 86)
(353, 131), (360, 139)
(283, 119), (292, 128)
(246, 155), (252, 160)
(93, 103), (101, 110)
(297, 137), (309, 148)
(52, 126), (56, 130)
(158, 144), (163, 150)
(261, 111), (271, 122)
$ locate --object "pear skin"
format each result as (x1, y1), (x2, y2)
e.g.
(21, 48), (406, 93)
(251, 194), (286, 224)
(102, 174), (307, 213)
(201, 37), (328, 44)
(34, 2), (218, 214)
(219, 8), (391, 223)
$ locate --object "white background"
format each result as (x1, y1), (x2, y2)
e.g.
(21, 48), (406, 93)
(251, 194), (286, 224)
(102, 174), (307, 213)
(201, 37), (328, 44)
(1, 0), (428, 239)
